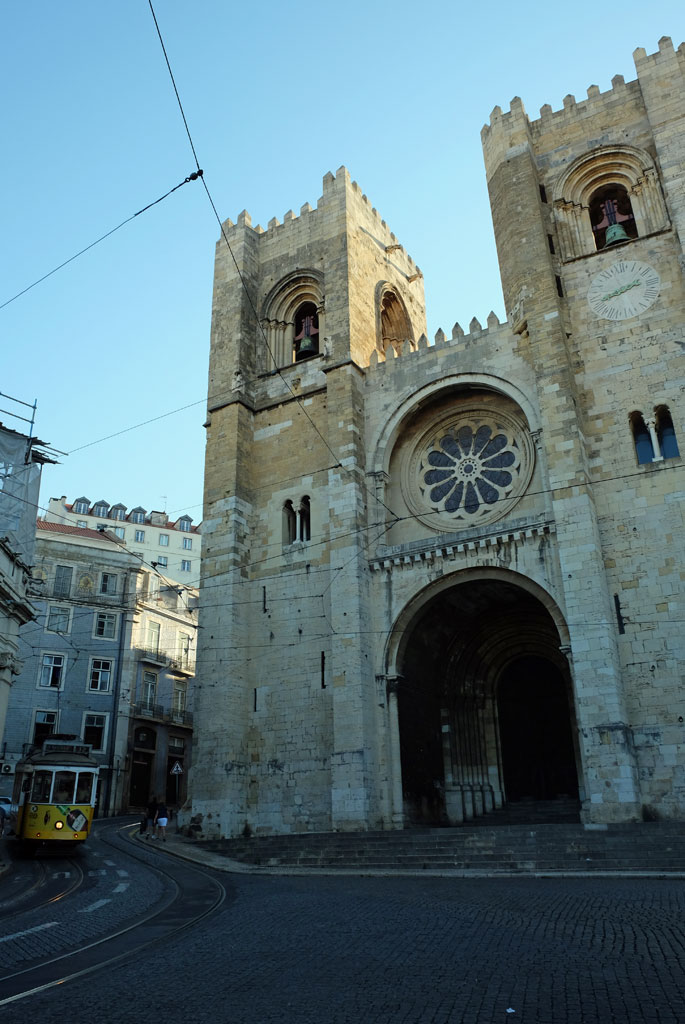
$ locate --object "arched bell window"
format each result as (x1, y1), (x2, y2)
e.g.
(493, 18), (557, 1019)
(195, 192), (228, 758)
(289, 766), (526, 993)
(379, 288), (413, 355)
(589, 184), (638, 250)
(293, 302), (319, 362)
(298, 496), (311, 542)
(630, 411), (654, 465)
(282, 501), (297, 544)
(655, 405), (680, 460)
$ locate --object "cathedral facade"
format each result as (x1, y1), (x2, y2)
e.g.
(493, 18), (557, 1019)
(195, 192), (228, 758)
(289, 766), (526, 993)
(190, 38), (685, 837)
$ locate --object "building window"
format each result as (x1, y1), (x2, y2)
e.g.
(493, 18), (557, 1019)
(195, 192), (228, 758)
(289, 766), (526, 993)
(77, 520), (88, 528)
(131, 509), (146, 524)
(39, 654), (65, 689)
(100, 573), (117, 595)
(298, 496), (311, 542)
(114, 527), (125, 539)
(83, 713), (107, 751)
(630, 411), (654, 464)
(112, 507), (126, 521)
(33, 711), (57, 746)
(178, 632), (191, 668)
(379, 288), (413, 355)
(655, 405), (680, 459)
(89, 659), (112, 692)
(157, 555), (168, 568)
(53, 565), (73, 598)
(589, 183), (638, 250)
(46, 606), (70, 634)
(283, 500), (296, 545)
(159, 534), (169, 547)
(93, 503), (109, 518)
(293, 302), (320, 361)
(173, 682), (187, 714)
(135, 529), (145, 543)
(182, 537), (192, 550)
(142, 670), (157, 710)
(179, 518), (191, 533)
(147, 621), (160, 655)
(95, 612), (117, 639)
(169, 735), (185, 754)
(74, 499), (89, 515)
(181, 560), (191, 572)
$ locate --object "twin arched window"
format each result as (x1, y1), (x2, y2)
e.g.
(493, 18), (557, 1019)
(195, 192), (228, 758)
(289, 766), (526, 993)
(630, 407), (679, 465)
(261, 273), (324, 370)
(283, 496), (311, 545)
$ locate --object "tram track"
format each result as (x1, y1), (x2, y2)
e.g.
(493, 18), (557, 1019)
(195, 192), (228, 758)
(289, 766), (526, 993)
(0, 821), (227, 1006)
(0, 855), (84, 920)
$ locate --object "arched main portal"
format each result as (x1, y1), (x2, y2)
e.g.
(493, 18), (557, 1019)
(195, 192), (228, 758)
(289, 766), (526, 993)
(394, 576), (581, 826)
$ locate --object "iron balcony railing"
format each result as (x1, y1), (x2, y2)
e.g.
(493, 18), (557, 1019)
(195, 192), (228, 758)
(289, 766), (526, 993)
(132, 702), (193, 728)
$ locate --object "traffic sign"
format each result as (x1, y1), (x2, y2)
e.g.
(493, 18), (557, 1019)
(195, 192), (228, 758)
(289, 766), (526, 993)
(170, 761), (184, 775)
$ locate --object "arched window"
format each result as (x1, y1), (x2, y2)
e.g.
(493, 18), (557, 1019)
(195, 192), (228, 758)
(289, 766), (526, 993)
(379, 288), (413, 355)
(630, 411), (654, 465)
(282, 501), (296, 545)
(293, 303), (319, 362)
(298, 496), (311, 542)
(655, 405), (680, 460)
(589, 184), (638, 250)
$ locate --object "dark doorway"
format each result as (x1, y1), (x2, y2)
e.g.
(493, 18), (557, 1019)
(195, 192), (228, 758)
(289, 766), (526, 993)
(129, 752), (153, 807)
(497, 656), (578, 801)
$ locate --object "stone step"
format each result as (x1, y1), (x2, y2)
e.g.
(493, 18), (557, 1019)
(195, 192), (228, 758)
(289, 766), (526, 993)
(202, 821), (685, 873)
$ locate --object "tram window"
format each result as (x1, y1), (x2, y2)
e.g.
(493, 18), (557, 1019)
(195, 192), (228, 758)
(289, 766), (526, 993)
(31, 771), (53, 802)
(76, 772), (95, 803)
(53, 771), (77, 803)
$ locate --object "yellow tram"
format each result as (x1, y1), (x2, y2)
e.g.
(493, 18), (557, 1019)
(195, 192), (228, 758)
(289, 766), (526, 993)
(12, 737), (99, 849)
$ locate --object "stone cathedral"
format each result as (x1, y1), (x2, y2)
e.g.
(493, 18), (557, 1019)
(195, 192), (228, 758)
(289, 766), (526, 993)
(190, 38), (685, 838)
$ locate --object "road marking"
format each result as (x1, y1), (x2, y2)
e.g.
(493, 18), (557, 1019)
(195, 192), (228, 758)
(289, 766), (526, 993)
(88, 869), (107, 877)
(104, 859), (116, 867)
(79, 899), (111, 914)
(0, 922), (59, 944)
(116, 869), (129, 878)
(52, 871), (71, 879)
(112, 883), (129, 894)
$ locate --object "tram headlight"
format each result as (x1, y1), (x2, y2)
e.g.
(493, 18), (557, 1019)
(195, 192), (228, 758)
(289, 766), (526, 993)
(55, 821), (64, 830)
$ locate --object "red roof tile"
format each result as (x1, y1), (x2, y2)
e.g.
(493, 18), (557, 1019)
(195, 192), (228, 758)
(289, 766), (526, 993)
(36, 521), (121, 544)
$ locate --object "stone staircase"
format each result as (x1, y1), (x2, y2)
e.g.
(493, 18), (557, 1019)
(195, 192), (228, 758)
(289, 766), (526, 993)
(200, 816), (685, 875)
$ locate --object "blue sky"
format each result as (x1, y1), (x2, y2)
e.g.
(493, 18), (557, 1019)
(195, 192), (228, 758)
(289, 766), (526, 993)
(2, 2), (682, 522)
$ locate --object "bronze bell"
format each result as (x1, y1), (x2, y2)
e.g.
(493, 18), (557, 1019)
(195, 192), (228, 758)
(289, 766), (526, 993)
(603, 222), (631, 247)
(296, 333), (317, 359)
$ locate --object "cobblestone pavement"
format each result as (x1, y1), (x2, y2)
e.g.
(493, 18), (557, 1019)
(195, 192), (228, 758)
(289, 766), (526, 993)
(3, 860), (684, 1023)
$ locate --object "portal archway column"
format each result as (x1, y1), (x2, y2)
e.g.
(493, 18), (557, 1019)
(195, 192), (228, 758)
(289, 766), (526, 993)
(386, 677), (405, 828)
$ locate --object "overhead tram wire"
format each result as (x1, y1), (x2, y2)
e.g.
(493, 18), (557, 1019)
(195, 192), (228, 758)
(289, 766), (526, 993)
(0, 172), (203, 312)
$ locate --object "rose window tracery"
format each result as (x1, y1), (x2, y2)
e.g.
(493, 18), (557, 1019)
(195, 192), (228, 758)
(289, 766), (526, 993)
(403, 407), (534, 531)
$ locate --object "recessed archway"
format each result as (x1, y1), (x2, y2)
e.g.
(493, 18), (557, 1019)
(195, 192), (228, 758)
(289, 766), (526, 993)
(391, 574), (581, 826)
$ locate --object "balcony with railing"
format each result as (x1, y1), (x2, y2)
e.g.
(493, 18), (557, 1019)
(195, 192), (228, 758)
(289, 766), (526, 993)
(132, 701), (194, 728)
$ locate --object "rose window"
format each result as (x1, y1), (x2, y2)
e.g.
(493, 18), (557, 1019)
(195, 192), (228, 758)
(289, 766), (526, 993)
(404, 408), (534, 530)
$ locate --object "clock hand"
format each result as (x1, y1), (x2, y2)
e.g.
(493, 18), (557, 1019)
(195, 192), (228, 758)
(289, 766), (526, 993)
(601, 279), (640, 301)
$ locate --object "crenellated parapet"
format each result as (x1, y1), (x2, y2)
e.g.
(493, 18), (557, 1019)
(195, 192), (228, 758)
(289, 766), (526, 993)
(218, 166), (420, 274)
(482, 36), (684, 179)
(367, 310), (506, 374)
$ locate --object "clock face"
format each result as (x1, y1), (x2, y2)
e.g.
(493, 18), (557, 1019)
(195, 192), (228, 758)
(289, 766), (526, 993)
(587, 260), (660, 321)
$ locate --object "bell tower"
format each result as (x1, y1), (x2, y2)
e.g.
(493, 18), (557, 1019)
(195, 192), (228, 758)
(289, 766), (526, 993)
(191, 168), (426, 838)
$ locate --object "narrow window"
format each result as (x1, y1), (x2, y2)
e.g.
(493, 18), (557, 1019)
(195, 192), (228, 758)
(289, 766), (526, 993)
(283, 500), (297, 544)
(547, 234), (555, 254)
(95, 612), (117, 638)
(298, 496), (311, 542)
(589, 184), (637, 250)
(293, 302), (320, 362)
(539, 184), (547, 203)
(630, 411), (653, 465)
(47, 606), (70, 634)
(142, 671), (157, 711)
(89, 659), (112, 691)
(39, 654), (64, 688)
(147, 621), (160, 655)
(84, 714), (106, 751)
(100, 572), (117, 595)
(33, 712), (57, 746)
(555, 275), (563, 297)
(53, 565), (73, 598)
(655, 405), (680, 459)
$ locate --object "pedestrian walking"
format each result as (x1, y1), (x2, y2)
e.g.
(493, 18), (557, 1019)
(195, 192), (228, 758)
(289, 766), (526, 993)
(155, 800), (169, 842)
(146, 797), (158, 840)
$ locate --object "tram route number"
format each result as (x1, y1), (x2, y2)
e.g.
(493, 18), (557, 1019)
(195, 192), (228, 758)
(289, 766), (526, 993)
(170, 761), (184, 776)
